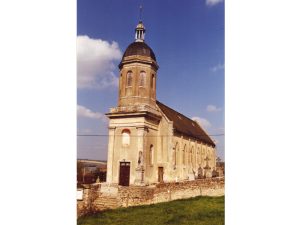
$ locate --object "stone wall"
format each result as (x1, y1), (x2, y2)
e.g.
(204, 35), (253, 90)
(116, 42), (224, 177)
(77, 184), (100, 218)
(118, 177), (224, 207)
(77, 178), (224, 217)
(152, 178), (224, 203)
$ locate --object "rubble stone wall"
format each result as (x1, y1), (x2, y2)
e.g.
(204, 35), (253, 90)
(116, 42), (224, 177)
(77, 184), (100, 218)
(118, 177), (224, 206)
(77, 178), (224, 217)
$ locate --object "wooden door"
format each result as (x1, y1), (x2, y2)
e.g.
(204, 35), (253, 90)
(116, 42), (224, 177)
(158, 167), (164, 183)
(119, 162), (130, 186)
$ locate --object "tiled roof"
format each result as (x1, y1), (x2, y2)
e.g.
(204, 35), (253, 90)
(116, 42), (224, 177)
(156, 100), (215, 147)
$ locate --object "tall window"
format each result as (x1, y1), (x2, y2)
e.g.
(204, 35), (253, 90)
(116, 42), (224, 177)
(182, 148), (184, 165)
(119, 73), (122, 95)
(197, 148), (200, 166)
(176, 145), (179, 166)
(201, 146), (205, 166)
(191, 147), (195, 167)
(173, 145), (176, 166)
(126, 71), (133, 87)
(183, 145), (186, 165)
(122, 129), (130, 146)
(209, 150), (213, 167)
(149, 145), (154, 166)
(139, 71), (146, 87)
(151, 74), (154, 89)
(173, 143), (178, 166)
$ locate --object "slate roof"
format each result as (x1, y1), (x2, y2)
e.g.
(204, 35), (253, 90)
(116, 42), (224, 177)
(156, 100), (215, 147)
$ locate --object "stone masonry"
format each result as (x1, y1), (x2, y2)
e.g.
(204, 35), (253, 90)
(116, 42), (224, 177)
(77, 177), (224, 217)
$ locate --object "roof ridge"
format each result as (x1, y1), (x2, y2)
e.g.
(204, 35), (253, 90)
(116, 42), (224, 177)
(156, 100), (215, 147)
(156, 100), (198, 125)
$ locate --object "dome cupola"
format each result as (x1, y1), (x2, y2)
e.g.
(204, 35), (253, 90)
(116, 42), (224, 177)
(122, 42), (156, 61)
(119, 20), (158, 69)
(117, 20), (158, 108)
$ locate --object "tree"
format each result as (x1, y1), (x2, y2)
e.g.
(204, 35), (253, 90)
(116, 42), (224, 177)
(77, 161), (84, 183)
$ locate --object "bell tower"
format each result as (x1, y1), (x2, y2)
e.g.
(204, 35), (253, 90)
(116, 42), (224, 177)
(118, 21), (159, 108)
(106, 19), (161, 186)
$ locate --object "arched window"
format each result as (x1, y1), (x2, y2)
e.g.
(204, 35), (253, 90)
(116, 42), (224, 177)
(149, 145), (154, 166)
(202, 146), (206, 165)
(173, 143), (179, 167)
(182, 146), (184, 165)
(122, 129), (130, 146)
(183, 145), (186, 165)
(209, 149), (213, 167)
(197, 148), (200, 166)
(191, 147), (195, 167)
(189, 149), (192, 166)
(139, 71), (146, 87)
(176, 144), (180, 166)
(173, 145), (176, 166)
(151, 74), (154, 89)
(126, 71), (132, 87)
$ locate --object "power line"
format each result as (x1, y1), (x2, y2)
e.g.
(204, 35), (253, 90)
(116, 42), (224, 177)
(77, 134), (224, 137)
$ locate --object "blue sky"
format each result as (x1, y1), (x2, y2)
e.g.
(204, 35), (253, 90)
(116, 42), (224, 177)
(77, 0), (224, 161)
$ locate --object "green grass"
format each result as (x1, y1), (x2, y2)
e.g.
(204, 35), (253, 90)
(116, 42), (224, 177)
(77, 196), (224, 225)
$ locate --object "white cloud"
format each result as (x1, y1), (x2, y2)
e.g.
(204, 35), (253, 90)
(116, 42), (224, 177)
(192, 116), (211, 128)
(77, 105), (107, 122)
(206, 104), (222, 112)
(77, 35), (122, 89)
(210, 63), (224, 72)
(206, 0), (224, 6)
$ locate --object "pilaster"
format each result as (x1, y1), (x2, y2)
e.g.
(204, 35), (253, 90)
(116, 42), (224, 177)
(134, 126), (148, 185)
(106, 126), (116, 183)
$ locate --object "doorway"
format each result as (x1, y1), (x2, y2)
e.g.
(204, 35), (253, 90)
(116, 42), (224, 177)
(119, 162), (130, 186)
(158, 167), (164, 183)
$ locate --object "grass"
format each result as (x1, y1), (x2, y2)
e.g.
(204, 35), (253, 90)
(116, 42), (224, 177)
(77, 196), (224, 225)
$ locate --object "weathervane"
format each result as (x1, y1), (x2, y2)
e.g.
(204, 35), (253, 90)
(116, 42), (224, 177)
(139, 5), (143, 22)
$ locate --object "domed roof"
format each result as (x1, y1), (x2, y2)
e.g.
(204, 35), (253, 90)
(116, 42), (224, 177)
(122, 42), (156, 61)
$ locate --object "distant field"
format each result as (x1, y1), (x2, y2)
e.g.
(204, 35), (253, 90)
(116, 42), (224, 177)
(77, 196), (224, 225)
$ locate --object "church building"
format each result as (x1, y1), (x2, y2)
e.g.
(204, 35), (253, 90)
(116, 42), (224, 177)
(106, 21), (216, 186)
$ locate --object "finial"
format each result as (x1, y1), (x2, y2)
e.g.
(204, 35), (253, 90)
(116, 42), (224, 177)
(135, 6), (146, 42)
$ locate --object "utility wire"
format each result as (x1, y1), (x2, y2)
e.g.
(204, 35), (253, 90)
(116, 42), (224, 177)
(77, 134), (224, 137)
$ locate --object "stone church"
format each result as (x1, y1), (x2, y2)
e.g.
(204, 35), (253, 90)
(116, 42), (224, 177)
(106, 21), (216, 186)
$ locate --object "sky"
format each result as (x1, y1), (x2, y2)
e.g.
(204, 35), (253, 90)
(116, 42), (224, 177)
(77, 0), (224, 161)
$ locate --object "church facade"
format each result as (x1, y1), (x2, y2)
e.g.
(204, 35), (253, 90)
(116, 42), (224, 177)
(106, 21), (216, 186)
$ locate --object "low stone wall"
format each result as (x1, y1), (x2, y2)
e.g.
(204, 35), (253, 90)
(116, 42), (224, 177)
(153, 178), (224, 203)
(77, 184), (100, 218)
(118, 177), (224, 207)
(118, 186), (155, 207)
(77, 178), (224, 217)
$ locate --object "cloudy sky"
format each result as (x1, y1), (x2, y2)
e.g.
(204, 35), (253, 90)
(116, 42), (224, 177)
(77, 0), (224, 160)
